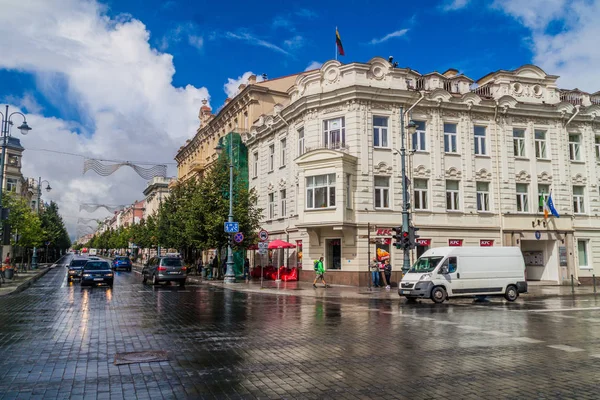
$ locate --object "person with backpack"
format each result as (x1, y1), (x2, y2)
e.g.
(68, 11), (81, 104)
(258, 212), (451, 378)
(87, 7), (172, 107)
(313, 256), (329, 288)
(383, 260), (392, 289)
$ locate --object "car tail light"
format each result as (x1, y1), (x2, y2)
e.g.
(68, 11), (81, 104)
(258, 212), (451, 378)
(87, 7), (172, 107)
(157, 267), (166, 271)
(181, 266), (186, 271)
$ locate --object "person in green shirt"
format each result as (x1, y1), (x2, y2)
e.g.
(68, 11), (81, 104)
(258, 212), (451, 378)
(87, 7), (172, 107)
(313, 256), (329, 288)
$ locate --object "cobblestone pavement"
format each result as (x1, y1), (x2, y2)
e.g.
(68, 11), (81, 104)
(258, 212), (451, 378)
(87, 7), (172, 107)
(2, 267), (600, 399)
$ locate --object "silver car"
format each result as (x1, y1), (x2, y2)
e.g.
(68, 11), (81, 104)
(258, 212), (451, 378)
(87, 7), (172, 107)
(142, 256), (186, 286)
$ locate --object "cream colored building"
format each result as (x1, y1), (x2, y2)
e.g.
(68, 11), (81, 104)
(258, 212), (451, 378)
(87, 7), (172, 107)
(244, 57), (600, 286)
(143, 177), (174, 219)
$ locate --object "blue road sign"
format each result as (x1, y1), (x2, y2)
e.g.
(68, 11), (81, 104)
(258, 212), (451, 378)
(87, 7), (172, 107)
(224, 222), (239, 233)
(234, 232), (244, 243)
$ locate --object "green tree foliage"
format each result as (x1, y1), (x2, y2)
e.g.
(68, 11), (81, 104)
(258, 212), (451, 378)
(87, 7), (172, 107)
(40, 201), (71, 251)
(2, 192), (43, 248)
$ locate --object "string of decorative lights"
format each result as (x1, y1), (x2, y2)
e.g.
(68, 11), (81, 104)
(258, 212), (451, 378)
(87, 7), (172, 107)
(79, 203), (126, 213)
(83, 159), (167, 180)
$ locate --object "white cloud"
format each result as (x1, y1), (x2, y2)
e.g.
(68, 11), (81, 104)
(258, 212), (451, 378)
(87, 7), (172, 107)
(496, 0), (600, 90)
(223, 71), (264, 98)
(369, 29), (409, 45)
(158, 22), (203, 51)
(225, 31), (289, 55)
(3, 93), (43, 114)
(0, 0), (209, 239)
(188, 34), (204, 50)
(272, 16), (294, 31)
(304, 61), (322, 71)
(442, 0), (472, 11)
(284, 35), (304, 50)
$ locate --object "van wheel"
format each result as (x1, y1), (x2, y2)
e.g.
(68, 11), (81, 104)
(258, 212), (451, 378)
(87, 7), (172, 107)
(504, 285), (518, 302)
(431, 286), (447, 304)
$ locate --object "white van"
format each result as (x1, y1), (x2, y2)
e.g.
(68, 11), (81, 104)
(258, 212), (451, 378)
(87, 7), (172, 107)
(399, 247), (527, 303)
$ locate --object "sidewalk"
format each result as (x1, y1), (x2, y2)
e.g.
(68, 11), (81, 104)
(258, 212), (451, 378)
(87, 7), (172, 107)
(0, 265), (51, 296)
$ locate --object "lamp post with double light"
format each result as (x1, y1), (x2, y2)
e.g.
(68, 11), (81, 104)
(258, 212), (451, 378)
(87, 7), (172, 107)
(215, 133), (236, 284)
(0, 105), (31, 279)
(31, 178), (51, 269)
(399, 110), (417, 273)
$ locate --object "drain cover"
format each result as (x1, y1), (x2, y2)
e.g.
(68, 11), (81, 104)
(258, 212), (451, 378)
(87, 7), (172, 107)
(114, 350), (169, 365)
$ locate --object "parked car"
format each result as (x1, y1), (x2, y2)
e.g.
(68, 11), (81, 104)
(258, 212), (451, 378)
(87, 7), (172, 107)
(112, 256), (132, 272)
(142, 256), (186, 286)
(67, 258), (88, 282)
(81, 260), (114, 288)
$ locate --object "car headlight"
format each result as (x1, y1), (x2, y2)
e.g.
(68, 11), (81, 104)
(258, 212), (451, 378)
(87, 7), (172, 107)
(106, 273), (113, 277)
(419, 273), (432, 282)
(83, 274), (91, 277)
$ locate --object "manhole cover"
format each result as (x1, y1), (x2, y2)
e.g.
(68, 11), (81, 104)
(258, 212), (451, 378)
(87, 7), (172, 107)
(114, 350), (169, 365)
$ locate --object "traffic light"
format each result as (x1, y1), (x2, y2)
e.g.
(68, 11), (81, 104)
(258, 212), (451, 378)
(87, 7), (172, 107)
(392, 226), (410, 249)
(409, 226), (420, 249)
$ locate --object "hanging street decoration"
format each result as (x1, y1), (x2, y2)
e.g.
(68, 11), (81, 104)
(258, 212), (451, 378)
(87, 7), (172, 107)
(83, 158), (167, 180)
(79, 203), (125, 213)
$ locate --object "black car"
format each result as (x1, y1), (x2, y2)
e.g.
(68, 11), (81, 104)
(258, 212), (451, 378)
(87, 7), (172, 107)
(142, 256), (186, 286)
(81, 260), (114, 287)
(67, 258), (88, 282)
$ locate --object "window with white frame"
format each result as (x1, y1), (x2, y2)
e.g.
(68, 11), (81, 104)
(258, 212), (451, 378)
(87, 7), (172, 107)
(538, 184), (550, 212)
(414, 179), (428, 210)
(306, 174), (336, 209)
(268, 144), (274, 171)
(6, 178), (17, 192)
(513, 129), (526, 157)
(346, 173), (352, 209)
(569, 134), (581, 161)
(474, 126), (487, 155)
(516, 183), (529, 212)
(253, 152), (258, 178)
(535, 130), (547, 159)
(476, 182), (490, 212)
(298, 127), (305, 156)
(374, 176), (390, 209)
(280, 189), (287, 217)
(412, 121), (426, 152)
(573, 186), (585, 214)
(268, 193), (275, 219)
(578, 240), (589, 269)
(323, 117), (345, 149)
(446, 180), (460, 211)
(373, 116), (389, 148)
(444, 123), (458, 153)
(280, 138), (287, 167)
(595, 136), (600, 162)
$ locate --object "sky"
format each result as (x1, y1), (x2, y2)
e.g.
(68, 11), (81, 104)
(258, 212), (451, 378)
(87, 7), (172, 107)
(0, 0), (598, 240)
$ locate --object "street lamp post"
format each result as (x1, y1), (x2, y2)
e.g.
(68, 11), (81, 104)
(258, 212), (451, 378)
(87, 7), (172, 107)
(399, 107), (417, 273)
(215, 133), (236, 284)
(32, 177), (51, 269)
(0, 105), (31, 281)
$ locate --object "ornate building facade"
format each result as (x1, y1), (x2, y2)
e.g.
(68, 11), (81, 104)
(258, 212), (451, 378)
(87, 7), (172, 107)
(244, 57), (600, 286)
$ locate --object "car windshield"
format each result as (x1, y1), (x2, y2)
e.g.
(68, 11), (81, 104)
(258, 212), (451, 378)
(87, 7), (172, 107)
(161, 258), (182, 267)
(115, 257), (129, 262)
(408, 256), (444, 273)
(84, 262), (111, 270)
(70, 260), (87, 267)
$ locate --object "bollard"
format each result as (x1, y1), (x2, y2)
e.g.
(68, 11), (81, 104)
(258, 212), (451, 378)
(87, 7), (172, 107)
(571, 274), (575, 294)
(594, 274), (597, 294)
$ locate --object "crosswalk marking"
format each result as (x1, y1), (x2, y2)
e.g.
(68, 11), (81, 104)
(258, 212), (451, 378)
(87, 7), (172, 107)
(512, 337), (544, 344)
(481, 331), (511, 337)
(548, 344), (585, 353)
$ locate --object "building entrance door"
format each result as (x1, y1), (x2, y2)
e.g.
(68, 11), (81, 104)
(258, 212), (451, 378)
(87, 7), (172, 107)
(326, 239), (341, 270)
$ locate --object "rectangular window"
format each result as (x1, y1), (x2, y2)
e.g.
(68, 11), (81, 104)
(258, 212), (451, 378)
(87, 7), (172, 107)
(374, 176), (390, 209)
(578, 240), (589, 268)
(412, 121), (426, 151)
(6, 178), (17, 192)
(573, 186), (585, 214)
(268, 144), (274, 171)
(268, 193), (275, 219)
(323, 117), (345, 150)
(535, 130), (547, 159)
(280, 138), (287, 167)
(513, 128), (526, 157)
(444, 123), (458, 153)
(446, 180), (460, 211)
(476, 182), (490, 212)
(595, 136), (600, 162)
(244, 112), (248, 129)
(306, 174), (336, 209)
(253, 152), (258, 178)
(569, 134), (581, 161)
(346, 174), (352, 209)
(280, 189), (287, 217)
(538, 184), (550, 212)
(474, 126), (486, 155)
(373, 116), (389, 148)
(516, 183), (529, 212)
(298, 128), (305, 156)
(414, 179), (428, 210)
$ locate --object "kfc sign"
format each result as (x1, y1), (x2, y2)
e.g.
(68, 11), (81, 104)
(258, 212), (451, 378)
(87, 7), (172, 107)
(448, 239), (463, 247)
(416, 239), (431, 246)
(480, 240), (494, 247)
(376, 229), (392, 236)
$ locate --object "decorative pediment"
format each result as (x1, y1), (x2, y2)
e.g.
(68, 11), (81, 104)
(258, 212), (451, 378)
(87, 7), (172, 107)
(366, 57), (391, 81)
(556, 102), (575, 116)
(267, 182), (274, 192)
(573, 173), (587, 185)
(585, 104), (600, 119)
(428, 89), (452, 103)
(514, 64), (548, 79)
(413, 164), (431, 178)
(538, 171), (552, 183)
(497, 95), (518, 109)
(445, 167), (462, 179)
(516, 170), (531, 183)
(461, 92), (482, 106)
(278, 178), (287, 188)
(475, 168), (492, 181)
(374, 162), (392, 174)
(321, 60), (342, 84)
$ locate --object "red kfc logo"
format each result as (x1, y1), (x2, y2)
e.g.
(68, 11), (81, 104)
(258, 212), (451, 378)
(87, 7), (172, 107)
(480, 240), (494, 247)
(449, 239), (463, 247)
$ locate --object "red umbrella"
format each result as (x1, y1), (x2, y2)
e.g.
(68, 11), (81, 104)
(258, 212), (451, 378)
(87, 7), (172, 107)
(268, 239), (296, 249)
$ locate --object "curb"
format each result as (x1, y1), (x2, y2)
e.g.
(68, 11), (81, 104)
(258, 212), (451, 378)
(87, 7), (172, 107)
(0, 267), (51, 297)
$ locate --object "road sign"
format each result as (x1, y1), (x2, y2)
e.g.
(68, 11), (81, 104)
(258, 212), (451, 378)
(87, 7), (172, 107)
(224, 222), (239, 233)
(234, 232), (244, 243)
(258, 249), (268, 255)
(258, 230), (269, 242)
(258, 242), (269, 250)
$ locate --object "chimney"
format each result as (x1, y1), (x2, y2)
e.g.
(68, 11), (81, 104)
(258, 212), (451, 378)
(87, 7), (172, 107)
(247, 74), (257, 84)
(442, 68), (459, 78)
(238, 83), (246, 91)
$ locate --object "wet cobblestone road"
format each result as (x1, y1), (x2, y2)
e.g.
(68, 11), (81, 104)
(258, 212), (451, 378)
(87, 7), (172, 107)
(2, 265), (600, 399)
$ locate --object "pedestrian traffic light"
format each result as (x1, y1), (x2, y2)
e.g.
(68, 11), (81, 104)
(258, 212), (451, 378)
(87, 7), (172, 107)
(409, 226), (420, 248)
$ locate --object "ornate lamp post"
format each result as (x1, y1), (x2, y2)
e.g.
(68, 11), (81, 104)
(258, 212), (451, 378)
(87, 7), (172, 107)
(215, 134), (236, 284)
(31, 178), (51, 269)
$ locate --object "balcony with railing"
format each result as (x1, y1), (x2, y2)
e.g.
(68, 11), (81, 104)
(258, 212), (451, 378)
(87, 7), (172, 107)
(591, 95), (600, 106)
(560, 91), (584, 106)
(473, 84), (492, 98)
(305, 142), (350, 154)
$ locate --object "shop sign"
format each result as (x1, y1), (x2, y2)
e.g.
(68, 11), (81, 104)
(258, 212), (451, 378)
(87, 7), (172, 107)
(449, 239), (463, 247)
(375, 228), (392, 236)
(416, 239), (431, 246)
(559, 246), (568, 267)
(480, 240), (494, 247)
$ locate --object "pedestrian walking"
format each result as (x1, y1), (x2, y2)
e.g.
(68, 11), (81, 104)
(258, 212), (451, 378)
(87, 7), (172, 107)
(244, 257), (250, 282)
(312, 256), (329, 288)
(0, 252), (8, 283)
(212, 256), (219, 279)
(197, 257), (203, 276)
(370, 258), (380, 287)
(383, 260), (392, 289)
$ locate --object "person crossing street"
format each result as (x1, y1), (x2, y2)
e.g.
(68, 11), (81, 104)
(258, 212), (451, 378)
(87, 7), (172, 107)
(312, 256), (329, 288)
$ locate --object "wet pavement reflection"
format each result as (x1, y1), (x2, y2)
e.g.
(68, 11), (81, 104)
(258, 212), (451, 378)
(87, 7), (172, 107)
(1, 266), (600, 399)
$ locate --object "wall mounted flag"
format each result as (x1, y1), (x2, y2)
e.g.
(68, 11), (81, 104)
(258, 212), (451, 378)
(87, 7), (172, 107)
(336, 28), (345, 56)
(546, 192), (560, 218)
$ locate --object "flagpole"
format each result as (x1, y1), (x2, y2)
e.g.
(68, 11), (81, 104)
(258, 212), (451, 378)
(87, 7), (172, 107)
(335, 26), (338, 61)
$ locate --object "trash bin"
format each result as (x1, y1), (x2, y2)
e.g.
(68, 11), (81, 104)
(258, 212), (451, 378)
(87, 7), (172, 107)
(4, 268), (14, 280)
